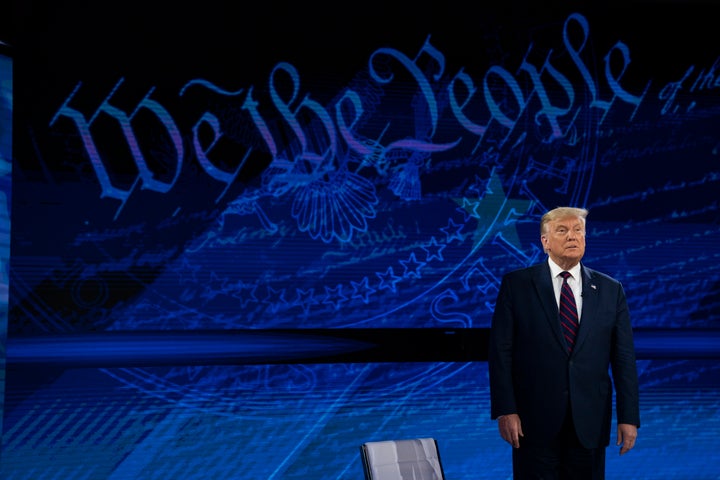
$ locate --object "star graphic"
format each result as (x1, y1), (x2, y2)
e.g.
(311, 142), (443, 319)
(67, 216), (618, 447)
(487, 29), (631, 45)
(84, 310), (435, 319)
(293, 287), (319, 314)
(261, 285), (287, 312)
(421, 236), (446, 262)
(400, 252), (426, 279)
(229, 281), (259, 309)
(440, 218), (465, 244)
(376, 267), (402, 293)
(350, 277), (376, 304)
(199, 271), (227, 301)
(456, 197), (481, 222)
(454, 170), (533, 249)
(322, 284), (348, 309)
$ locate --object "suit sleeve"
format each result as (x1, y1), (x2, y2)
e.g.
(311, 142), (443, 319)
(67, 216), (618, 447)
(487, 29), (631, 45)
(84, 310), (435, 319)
(488, 274), (517, 420)
(611, 282), (641, 428)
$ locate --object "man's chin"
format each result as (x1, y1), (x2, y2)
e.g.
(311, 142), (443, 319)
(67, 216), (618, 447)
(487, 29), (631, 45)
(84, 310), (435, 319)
(562, 252), (583, 263)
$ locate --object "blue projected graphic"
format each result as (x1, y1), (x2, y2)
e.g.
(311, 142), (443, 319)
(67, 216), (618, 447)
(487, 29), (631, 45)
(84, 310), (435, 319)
(2, 2), (720, 479)
(11, 13), (719, 332)
(0, 40), (11, 445)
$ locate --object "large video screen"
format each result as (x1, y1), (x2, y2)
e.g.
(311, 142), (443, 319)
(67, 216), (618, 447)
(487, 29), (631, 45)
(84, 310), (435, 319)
(0, 39), (11, 444)
(2, 2), (719, 478)
(8, 4), (718, 337)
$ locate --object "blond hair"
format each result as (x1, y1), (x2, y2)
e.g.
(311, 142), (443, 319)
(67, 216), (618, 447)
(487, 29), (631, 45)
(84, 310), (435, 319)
(540, 207), (589, 235)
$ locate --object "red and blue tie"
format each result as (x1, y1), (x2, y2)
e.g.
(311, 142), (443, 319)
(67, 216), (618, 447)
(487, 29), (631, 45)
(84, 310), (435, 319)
(559, 271), (579, 353)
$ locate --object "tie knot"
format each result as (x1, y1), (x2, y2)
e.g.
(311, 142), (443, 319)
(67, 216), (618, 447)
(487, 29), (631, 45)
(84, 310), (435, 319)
(560, 271), (572, 280)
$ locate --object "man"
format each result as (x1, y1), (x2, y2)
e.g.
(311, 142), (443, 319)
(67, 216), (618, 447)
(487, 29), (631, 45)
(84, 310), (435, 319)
(488, 206), (640, 479)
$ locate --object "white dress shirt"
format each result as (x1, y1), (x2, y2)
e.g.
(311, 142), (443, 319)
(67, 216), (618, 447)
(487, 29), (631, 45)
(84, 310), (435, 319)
(548, 259), (583, 322)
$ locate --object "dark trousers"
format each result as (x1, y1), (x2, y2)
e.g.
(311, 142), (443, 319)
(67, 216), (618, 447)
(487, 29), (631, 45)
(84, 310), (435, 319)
(512, 407), (606, 480)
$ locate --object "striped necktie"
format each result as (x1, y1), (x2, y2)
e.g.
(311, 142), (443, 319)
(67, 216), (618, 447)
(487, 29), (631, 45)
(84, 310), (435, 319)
(559, 271), (579, 352)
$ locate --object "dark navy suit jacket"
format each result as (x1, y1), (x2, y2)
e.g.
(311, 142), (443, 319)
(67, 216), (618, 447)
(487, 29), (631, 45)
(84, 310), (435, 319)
(489, 260), (640, 449)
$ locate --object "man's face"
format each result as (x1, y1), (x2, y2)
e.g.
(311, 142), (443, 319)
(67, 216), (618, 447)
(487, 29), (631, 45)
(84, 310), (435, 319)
(541, 215), (586, 268)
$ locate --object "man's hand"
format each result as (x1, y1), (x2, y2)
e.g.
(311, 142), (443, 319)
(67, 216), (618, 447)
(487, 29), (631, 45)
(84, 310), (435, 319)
(617, 423), (638, 455)
(498, 414), (524, 448)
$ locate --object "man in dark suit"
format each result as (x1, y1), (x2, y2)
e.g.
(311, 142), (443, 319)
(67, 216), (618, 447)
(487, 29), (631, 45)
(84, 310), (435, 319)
(489, 206), (640, 479)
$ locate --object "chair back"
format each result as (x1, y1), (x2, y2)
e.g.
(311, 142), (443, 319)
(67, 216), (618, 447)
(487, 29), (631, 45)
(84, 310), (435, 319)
(360, 437), (445, 480)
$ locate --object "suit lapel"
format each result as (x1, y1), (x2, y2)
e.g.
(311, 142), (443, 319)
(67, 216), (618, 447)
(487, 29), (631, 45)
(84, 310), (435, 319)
(532, 262), (567, 352)
(573, 265), (596, 353)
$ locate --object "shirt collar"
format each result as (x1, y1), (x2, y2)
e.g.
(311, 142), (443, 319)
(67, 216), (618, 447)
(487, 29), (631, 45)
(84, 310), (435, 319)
(548, 258), (581, 280)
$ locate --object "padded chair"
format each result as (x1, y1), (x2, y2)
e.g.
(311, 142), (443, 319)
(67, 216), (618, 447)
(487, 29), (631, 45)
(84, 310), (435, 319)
(360, 437), (446, 480)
